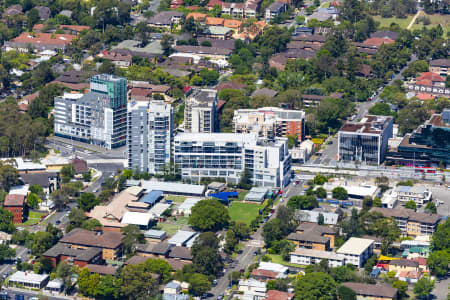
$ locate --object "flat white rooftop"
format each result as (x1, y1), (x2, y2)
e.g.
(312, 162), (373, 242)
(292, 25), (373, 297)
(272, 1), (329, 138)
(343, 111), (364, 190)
(337, 237), (374, 255)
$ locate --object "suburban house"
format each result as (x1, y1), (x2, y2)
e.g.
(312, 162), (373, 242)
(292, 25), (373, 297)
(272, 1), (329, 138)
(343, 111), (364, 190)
(20, 172), (59, 195)
(3, 32), (77, 53)
(342, 282), (398, 300)
(429, 58), (450, 76)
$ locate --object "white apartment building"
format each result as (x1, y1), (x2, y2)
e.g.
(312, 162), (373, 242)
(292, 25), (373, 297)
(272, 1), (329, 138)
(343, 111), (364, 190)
(127, 101), (173, 174)
(395, 185), (432, 207)
(290, 248), (346, 268)
(233, 107), (305, 140)
(174, 133), (291, 187)
(184, 89), (217, 133)
(336, 237), (374, 268)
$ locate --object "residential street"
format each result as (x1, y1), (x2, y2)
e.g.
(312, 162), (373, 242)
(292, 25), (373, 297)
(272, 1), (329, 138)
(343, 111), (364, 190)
(210, 181), (302, 299)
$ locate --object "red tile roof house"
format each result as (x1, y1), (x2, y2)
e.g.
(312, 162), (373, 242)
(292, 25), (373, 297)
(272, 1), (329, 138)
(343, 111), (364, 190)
(3, 194), (26, 223)
(265, 290), (294, 300)
(130, 88), (153, 101)
(3, 32), (76, 53)
(416, 72), (445, 87)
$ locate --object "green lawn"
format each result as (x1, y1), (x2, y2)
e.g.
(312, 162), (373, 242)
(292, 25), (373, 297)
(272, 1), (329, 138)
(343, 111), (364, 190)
(266, 254), (307, 268)
(157, 216), (190, 235)
(372, 15), (413, 29)
(409, 13), (450, 36)
(237, 191), (248, 202)
(23, 211), (46, 226)
(165, 195), (187, 203)
(228, 202), (262, 225)
(156, 223), (179, 235)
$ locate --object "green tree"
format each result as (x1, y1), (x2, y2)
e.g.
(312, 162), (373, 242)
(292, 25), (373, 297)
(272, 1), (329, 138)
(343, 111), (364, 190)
(413, 277), (435, 298)
(337, 285), (356, 300)
(161, 34), (174, 56)
(121, 225), (145, 255)
(77, 193), (99, 211)
(27, 8), (40, 30)
(238, 168), (252, 189)
(425, 201), (437, 214)
(60, 164), (75, 182)
(191, 232), (223, 276)
(287, 195), (319, 210)
(315, 187), (327, 199)
(392, 280), (408, 299)
(362, 196), (373, 210)
(188, 273), (211, 296)
(318, 213), (325, 225)
(29, 184), (43, 195)
(427, 250), (450, 277)
(98, 60), (116, 74)
(266, 278), (289, 291)
(332, 187), (348, 200)
(295, 272), (337, 300)
(404, 200), (416, 211)
(0, 244), (15, 261)
(0, 208), (15, 233)
(368, 103), (392, 116)
(313, 175), (328, 185)
(144, 258), (172, 283)
(263, 218), (284, 248)
(120, 264), (158, 300)
(189, 199), (230, 231)
(27, 192), (40, 209)
(56, 261), (75, 291)
(431, 219), (450, 251)
(78, 268), (101, 297)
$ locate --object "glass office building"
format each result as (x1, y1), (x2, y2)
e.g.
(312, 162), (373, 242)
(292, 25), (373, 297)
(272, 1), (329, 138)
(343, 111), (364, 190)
(338, 115), (393, 165)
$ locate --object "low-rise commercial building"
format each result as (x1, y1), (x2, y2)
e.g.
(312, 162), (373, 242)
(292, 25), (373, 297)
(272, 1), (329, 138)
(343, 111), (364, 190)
(395, 185), (432, 207)
(336, 237), (374, 267)
(338, 115), (394, 165)
(9, 272), (49, 289)
(174, 133), (291, 187)
(369, 207), (441, 236)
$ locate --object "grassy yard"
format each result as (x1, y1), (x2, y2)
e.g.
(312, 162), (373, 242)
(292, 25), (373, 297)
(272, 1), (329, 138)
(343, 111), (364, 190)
(157, 216), (190, 235)
(372, 15), (413, 29)
(23, 211), (46, 226)
(237, 191), (248, 202)
(410, 13), (450, 36)
(156, 223), (179, 235)
(228, 202), (262, 225)
(165, 195), (187, 203)
(266, 254), (308, 268)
